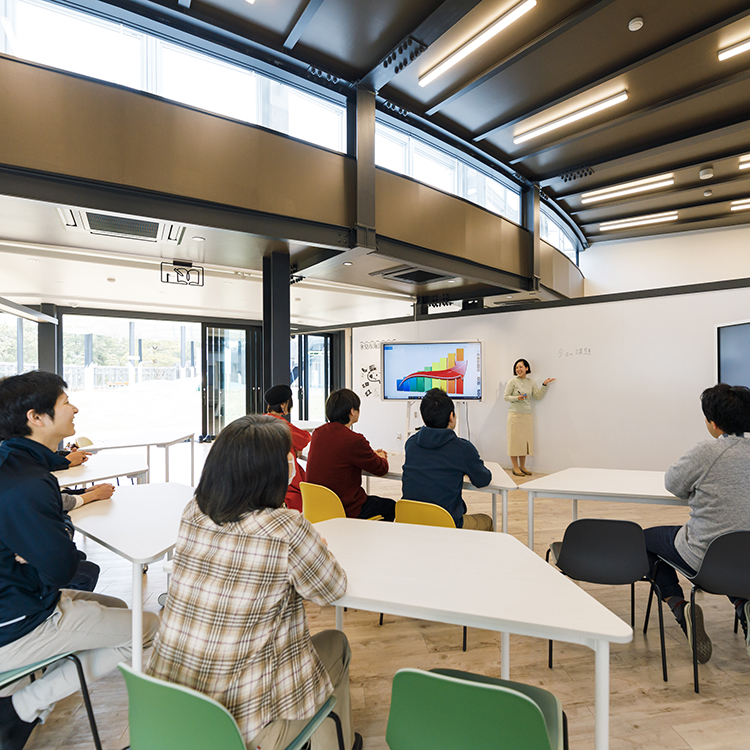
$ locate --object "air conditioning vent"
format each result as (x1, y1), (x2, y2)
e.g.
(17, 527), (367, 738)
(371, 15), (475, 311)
(374, 264), (455, 285)
(86, 213), (160, 240)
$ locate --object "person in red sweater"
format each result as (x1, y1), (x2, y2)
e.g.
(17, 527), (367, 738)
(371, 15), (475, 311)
(306, 389), (395, 521)
(264, 384), (310, 513)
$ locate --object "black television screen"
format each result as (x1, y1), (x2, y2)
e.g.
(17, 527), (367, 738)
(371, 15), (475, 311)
(718, 321), (750, 388)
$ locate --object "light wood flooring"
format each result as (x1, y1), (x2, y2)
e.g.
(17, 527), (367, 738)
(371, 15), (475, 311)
(14, 460), (750, 750)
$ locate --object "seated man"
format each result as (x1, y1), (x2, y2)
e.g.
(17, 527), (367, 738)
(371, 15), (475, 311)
(402, 388), (493, 531)
(0, 371), (159, 750)
(645, 383), (750, 664)
(264, 384), (310, 513)
(306, 388), (394, 521)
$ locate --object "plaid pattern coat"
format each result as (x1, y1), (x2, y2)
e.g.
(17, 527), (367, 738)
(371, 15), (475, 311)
(146, 500), (347, 743)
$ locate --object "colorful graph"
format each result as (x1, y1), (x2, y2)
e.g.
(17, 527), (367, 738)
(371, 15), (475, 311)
(396, 348), (466, 394)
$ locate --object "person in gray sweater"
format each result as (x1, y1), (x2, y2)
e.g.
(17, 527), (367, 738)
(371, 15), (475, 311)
(645, 383), (750, 664)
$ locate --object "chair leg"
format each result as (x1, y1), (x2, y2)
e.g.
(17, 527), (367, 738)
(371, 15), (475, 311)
(735, 611), (739, 634)
(462, 626), (467, 652)
(328, 710), (346, 750)
(65, 654), (102, 750)
(643, 569), (657, 634)
(631, 582), (636, 628)
(548, 639), (553, 669)
(379, 613), (383, 626)
(691, 589), (700, 694)
(562, 710), (569, 750)
(654, 584), (668, 683)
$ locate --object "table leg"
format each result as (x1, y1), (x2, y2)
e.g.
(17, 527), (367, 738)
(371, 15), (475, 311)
(500, 632), (510, 679)
(146, 445), (151, 484)
(190, 437), (195, 486)
(595, 640), (610, 750)
(132, 562), (144, 671)
(491, 493), (497, 532)
(527, 491), (535, 549)
(335, 606), (344, 631)
(365, 476), (370, 493)
(502, 490), (508, 535)
(165, 445), (170, 483)
(572, 498), (578, 521)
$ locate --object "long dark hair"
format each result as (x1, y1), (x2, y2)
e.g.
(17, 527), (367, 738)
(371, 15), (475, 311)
(195, 415), (292, 524)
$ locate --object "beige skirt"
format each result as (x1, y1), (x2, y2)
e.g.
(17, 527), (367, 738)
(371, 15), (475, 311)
(507, 412), (534, 456)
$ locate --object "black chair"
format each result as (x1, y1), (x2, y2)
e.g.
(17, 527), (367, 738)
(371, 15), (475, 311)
(644, 530), (750, 693)
(546, 518), (667, 681)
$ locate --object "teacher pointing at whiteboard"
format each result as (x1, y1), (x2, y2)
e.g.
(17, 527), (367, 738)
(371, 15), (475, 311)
(504, 358), (555, 477)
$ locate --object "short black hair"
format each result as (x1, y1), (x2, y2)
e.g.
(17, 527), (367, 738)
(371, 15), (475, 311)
(325, 388), (360, 424)
(420, 388), (454, 429)
(513, 358), (531, 375)
(0, 371), (68, 440)
(700, 383), (750, 436)
(195, 414), (292, 525)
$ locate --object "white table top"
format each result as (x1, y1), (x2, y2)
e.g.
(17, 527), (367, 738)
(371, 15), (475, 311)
(53, 453), (149, 488)
(380, 451), (518, 492)
(85, 431), (194, 451)
(69, 482), (193, 564)
(522, 467), (678, 501)
(317, 518), (632, 645)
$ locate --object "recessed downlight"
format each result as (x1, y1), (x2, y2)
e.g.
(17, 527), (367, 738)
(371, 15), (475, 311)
(343, 261), (353, 266)
(192, 236), (205, 242)
(628, 17), (643, 32)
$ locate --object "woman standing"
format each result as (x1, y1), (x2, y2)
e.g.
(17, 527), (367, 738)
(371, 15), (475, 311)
(147, 414), (359, 750)
(504, 358), (555, 477)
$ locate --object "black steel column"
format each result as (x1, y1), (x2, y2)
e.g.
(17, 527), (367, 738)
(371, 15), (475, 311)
(262, 252), (290, 390)
(38, 304), (59, 374)
(523, 183), (541, 291)
(354, 86), (377, 251)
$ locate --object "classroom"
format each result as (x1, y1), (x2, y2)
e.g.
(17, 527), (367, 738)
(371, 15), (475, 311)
(1, 2), (750, 749)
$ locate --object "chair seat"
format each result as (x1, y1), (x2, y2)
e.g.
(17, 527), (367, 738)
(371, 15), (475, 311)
(0, 653), (77, 688)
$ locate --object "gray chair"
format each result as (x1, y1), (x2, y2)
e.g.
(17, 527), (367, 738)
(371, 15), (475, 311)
(645, 530), (750, 693)
(547, 518), (667, 681)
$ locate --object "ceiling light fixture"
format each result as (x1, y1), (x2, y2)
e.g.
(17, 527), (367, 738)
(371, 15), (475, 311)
(628, 17), (644, 32)
(343, 261), (353, 266)
(514, 91), (628, 145)
(0, 296), (58, 324)
(581, 173), (674, 204)
(739, 155), (750, 170)
(718, 37), (750, 62)
(418, 0), (536, 88)
(699, 168), (714, 180)
(599, 211), (678, 231)
(730, 198), (750, 211)
(192, 236), (205, 242)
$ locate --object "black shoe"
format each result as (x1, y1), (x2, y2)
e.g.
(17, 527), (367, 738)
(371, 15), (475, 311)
(0, 696), (39, 750)
(683, 602), (712, 664)
(738, 601), (750, 657)
(352, 732), (363, 750)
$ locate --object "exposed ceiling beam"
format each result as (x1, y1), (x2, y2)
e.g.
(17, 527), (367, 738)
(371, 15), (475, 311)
(283, 0), (325, 51)
(474, 5), (750, 143)
(359, 0), (483, 91)
(509, 66), (750, 166)
(539, 119), (750, 187)
(426, 0), (616, 117)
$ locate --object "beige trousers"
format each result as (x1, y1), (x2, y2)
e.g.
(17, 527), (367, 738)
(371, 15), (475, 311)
(248, 630), (354, 750)
(0, 590), (159, 723)
(462, 513), (494, 531)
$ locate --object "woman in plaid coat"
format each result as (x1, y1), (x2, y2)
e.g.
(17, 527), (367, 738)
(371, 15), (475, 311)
(147, 415), (359, 750)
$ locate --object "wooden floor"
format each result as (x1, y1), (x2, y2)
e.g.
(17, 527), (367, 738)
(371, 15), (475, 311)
(15, 459), (750, 750)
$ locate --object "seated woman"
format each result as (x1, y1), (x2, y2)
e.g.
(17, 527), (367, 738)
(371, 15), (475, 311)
(147, 414), (359, 750)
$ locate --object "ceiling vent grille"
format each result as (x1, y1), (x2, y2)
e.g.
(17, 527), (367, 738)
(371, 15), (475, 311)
(57, 208), (185, 244)
(374, 265), (455, 285)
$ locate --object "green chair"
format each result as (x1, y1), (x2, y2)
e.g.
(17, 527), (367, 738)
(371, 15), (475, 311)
(119, 663), (344, 750)
(386, 668), (568, 750)
(0, 653), (101, 750)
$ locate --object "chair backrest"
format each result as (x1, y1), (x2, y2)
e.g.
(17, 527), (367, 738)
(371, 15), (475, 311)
(300, 482), (346, 523)
(693, 531), (750, 599)
(118, 664), (246, 750)
(555, 518), (649, 585)
(386, 668), (552, 750)
(395, 499), (456, 528)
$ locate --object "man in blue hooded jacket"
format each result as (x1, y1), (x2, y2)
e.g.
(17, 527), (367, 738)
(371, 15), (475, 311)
(401, 388), (493, 530)
(0, 371), (159, 750)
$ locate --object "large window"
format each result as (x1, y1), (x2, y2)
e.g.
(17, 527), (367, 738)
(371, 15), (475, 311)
(0, 313), (38, 376)
(541, 208), (578, 262)
(1, 0), (346, 152)
(375, 121), (521, 224)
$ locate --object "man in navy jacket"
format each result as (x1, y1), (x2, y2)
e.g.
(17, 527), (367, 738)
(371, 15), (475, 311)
(401, 388), (493, 530)
(0, 371), (159, 750)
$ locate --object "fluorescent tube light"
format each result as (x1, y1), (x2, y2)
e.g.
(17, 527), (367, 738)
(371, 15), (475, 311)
(718, 38), (750, 62)
(581, 173), (674, 204)
(418, 0), (536, 87)
(514, 91), (628, 145)
(730, 198), (750, 211)
(739, 155), (750, 170)
(0, 296), (58, 324)
(599, 211), (678, 232)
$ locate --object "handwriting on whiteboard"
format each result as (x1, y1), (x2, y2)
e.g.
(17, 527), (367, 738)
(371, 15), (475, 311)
(558, 347), (592, 357)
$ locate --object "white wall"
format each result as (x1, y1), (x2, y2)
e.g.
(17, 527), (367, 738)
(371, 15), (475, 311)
(352, 285), (750, 474)
(580, 225), (750, 295)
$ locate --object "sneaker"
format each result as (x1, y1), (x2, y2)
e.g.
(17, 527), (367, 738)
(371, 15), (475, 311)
(683, 602), (712, 664)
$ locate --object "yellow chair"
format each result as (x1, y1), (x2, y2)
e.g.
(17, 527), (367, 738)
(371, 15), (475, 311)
(395, 499), (468, 651)
(300, 482), (383, 523)
(395, 499), (456, 528)
(75, 436), (94, 448)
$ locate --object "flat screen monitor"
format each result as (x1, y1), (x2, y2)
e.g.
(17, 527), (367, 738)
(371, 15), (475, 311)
(381, 342), (482, 400)
(718, 321), (750, 389)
